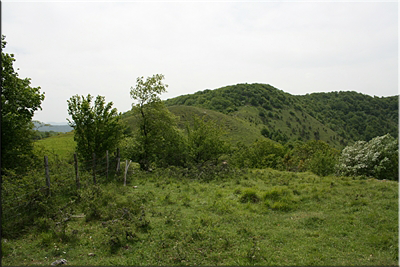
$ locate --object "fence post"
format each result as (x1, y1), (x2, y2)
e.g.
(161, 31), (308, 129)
(92, 152), (96, 184)
(44, 156), (50, 196)
(124, 160), (132, 186)
(116, 148), (120, 173)
(74, 153), (80, 189)
(106, 150), (109, 180)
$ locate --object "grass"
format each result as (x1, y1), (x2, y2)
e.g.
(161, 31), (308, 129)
(34, 132), (76, 159)
(2, 168), (398, 266)
(168, 105), (263, 145)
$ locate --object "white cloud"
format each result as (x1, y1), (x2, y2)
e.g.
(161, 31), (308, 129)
(2, 1), (397, 123)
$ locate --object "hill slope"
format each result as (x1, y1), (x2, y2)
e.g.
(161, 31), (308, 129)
(121, 105), (264, 145)
(164, 83), (398, 147)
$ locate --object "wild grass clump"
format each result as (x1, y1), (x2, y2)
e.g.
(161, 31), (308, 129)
(263, 186), (298, 211)
(239, 189), (260, 203)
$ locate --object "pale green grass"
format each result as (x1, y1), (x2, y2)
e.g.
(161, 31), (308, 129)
(34, 132), (76, 159)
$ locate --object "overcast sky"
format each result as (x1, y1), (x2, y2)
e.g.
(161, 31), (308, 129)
(2, 1), (398, 124)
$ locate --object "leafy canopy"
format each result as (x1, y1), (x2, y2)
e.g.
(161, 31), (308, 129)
(130, 74), (168, 107)
(1, 35), (45, 172)
(128, 74), (186, 170)
(186, 115), (230, 165)
(67, 94), (124, 163)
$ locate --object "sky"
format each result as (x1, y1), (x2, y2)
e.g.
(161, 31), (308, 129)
(2, 1), (398, 124)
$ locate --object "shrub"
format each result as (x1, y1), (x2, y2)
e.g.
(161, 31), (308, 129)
(284, 140), (339, 175)
(336, 134), (398, 180)
(307, 151), (338, 176)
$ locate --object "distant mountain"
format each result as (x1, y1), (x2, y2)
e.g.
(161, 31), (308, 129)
(46, 121), (71, 125)
(161, 83), (398, 148)
(33, 121), (73, 133)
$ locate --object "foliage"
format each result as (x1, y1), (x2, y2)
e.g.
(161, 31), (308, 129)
(284, 140), (339, 176)
(336, 134), (398, 180)
(67, 94), (124, 164)
(299, 91), (398, 141)
(1, 35), (45, 172)
(128, 74), (187, 170)
(186, 115), (230, 165)
(33, 130), (60, 140)
(231, 138), (285, 169)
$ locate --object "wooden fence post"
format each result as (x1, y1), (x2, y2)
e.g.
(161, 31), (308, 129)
(124, 160), (132, 186)
(92, 152), (96, 184)
(116, 148), (120, 173)
(74, 153), (80, 189)
(106, 150), (109, 180)
(44, 156), (50, 196)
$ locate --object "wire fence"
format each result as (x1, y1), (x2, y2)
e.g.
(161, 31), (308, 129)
(1, 148), (134, 233)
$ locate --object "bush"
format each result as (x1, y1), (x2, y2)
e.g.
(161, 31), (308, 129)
(336, 134), (398, 180)
(232, 139), (285, 169)
(307, 151), (338, 176)
(284, 140), (339, 176)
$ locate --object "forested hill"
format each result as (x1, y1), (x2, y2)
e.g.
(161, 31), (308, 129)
(164, 83), (398, 146)
(298, 91), (398, 142)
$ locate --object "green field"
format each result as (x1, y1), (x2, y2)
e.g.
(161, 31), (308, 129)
(34, 132), (76, 159)
(2, 167), (398, 266)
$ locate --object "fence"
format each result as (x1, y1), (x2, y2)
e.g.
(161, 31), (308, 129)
(42, 148), (138, 194)
(1, 148), (134, 228)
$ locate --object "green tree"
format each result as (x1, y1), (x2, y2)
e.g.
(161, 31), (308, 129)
(1, 35), (45, 172)
(129, 74), (186, 170)
(186, 115), (230, 165)
(67, 94), (124, 164)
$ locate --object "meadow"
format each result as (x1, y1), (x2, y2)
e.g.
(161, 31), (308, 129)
(34, 131), (76, 159)
(2, 164), (398, 266)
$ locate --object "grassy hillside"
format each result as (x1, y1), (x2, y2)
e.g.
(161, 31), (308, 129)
(2, 169), (398, 266)
(168, 105), (263, 145)
(164, 83), (398, 147)
(122, 105), (264, 146)
(34, 131), (76, 159)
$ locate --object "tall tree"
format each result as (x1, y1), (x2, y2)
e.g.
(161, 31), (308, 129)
(1, 35), (45, 172)
(129, 74), (186, 170)
(67, 94), (124, 164)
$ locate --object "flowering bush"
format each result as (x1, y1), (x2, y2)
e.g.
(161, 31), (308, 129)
(336, 134), (398, 180)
